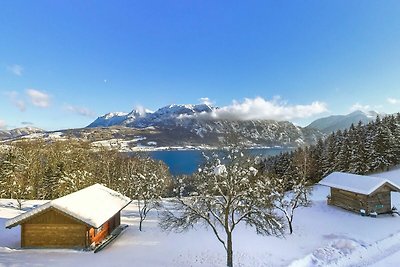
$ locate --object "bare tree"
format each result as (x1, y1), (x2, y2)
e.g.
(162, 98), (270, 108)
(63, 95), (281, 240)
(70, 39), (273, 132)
(267, 150), (312, 234)
(118, 156), (171, 231)
(134, 158), (170, 231)
(160, 148), (283, 267)
(268, 174), (311, 234)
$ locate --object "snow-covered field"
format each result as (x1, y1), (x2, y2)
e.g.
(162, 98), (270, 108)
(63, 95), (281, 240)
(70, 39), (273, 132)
(2, 170), (400, 266)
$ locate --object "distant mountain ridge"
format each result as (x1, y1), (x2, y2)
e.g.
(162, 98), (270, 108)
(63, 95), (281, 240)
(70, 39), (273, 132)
(307, 110), (380, 133)
(0, 127), (44, 140)
(2, 109), (388, 151)
(86, 104), (323, 148)
(88, 104), (214, 128)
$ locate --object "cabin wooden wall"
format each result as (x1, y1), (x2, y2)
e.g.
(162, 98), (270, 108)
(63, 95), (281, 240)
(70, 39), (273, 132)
(329, 186), (392, 214)
(108, 211), (121, 233)
(20, 208), (123, 248)
(330, 188), (367, 213)
(367, 185), (392, 214)
(21, 209), (87, 248)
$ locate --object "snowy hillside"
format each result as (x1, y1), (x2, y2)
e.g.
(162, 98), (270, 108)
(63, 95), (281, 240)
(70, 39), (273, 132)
(86, 104), (324, 148)
(307, 110), (379, 133)
(0, 127), (44, 140)
(88, 112), (130, 127)
(2, 169), (400, 266)
(88, 104), (215, 128)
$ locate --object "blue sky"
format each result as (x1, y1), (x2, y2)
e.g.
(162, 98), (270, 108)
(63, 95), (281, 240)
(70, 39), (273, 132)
(1, 1), (400, 130)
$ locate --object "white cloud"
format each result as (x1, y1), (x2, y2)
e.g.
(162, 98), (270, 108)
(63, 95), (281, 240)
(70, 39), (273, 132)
(4, 91), (26, 111)
(199, 97), (214, 106)
(65, 105), (96, 117)
(0, 119), (6, 129)
(7, 64), (23, 76)
(134, 105), (153, 116)
(350, 103), (371, 113)
(387, 97), (400, 105)
(189, 97), (328, 121)
(26, 89), (50, 108)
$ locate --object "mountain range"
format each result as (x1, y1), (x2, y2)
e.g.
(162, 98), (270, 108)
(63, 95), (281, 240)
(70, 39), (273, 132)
(306, 110), (379, 133)
(0, 105), (383, 151)
(84, 104), (322, 148)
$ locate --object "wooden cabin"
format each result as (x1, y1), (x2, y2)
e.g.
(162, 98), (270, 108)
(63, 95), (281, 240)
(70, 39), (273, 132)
(5, 184), (131, 249)
(319, 172), (400, 215)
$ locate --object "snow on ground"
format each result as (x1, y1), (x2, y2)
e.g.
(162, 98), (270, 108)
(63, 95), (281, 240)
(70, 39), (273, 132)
(2, 169), (400, 266)
(91, 137), (147, 152)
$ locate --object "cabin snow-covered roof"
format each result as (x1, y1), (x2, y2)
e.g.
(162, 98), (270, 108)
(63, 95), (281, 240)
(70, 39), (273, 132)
(5, 184), (131, 229)
(319, 172), (400, 195)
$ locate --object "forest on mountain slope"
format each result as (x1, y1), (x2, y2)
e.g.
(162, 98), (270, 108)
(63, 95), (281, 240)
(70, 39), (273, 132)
(262, 113), (400, 184)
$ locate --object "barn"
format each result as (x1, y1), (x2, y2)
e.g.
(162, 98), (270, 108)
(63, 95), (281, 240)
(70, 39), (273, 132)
(5, 184), (131, 249)
(319, 172), (400, 215)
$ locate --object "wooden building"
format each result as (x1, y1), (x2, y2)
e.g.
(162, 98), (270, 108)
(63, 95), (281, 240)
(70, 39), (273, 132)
(319, 172), (400, 215)
(5, 184), (131, 249)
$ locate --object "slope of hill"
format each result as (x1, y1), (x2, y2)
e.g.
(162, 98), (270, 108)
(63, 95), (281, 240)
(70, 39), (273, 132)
(307, 110), (378, 133)
(0, 127), (44, 141)
(2, 169), (400, 266)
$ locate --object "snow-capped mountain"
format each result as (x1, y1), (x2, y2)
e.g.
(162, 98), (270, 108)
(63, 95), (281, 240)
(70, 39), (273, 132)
(87, 104), (214, 128)
(307, 110), (380, 133)
(87, 104), (323, 148)
(87, 112), (129, 127)
(0, 127), (44, 140)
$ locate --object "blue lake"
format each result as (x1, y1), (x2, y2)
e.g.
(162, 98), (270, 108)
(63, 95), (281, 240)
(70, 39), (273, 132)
(144, 148), (292, 176)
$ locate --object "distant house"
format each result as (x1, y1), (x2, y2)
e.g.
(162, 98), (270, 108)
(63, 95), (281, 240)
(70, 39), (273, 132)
(5, 184), (131, 249)
(319, 172), (400, 214)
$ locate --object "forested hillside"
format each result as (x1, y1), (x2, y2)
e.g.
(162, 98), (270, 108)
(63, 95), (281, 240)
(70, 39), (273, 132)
(0, 141), (172, 207)
(262, 113), (400, 183)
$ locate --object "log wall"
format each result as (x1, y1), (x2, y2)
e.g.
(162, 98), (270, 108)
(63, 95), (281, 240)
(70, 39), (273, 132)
(21, 209), (87, 248)
(329, 186), (392, 214)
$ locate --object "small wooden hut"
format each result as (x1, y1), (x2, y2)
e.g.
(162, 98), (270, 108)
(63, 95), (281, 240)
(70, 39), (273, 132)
(5, 184), (131, 249)
(319, 172), (400, 215)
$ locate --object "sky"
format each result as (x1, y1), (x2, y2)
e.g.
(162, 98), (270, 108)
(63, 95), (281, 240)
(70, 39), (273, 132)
(1, 1), (400, 130)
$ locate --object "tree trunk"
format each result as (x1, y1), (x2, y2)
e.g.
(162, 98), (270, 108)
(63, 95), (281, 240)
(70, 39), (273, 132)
(139, 218), (143, 231)
(286, 215), (293, 234)
(226, 232), (233, 267)
(138, 199), (143, 231)
(288, 220), (293, 234)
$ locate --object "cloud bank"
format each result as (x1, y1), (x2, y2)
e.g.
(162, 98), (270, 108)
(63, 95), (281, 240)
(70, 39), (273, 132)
(350, 103), (372, 113)
(199, 97), (214, 106)
(194, 97), (328, 121)
(26, 89), (50, 108)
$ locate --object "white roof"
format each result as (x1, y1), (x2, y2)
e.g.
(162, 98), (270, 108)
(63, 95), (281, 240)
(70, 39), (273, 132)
(319, 172), (400, 195)
(6, 184), (131, 229)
